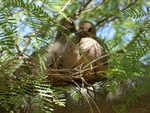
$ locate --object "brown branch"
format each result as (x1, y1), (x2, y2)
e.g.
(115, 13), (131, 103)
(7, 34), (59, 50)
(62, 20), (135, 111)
(15, 38), (31, 57)
(73, 0), (92, 18)
(22, 38), (31, 53)
(15, 44), (23, 55)
(23, 35), (37, 38)
(78, 0), (92, 14)
(95, 16), (111, 27)
(95, 0), (138, 27)
(81, 0), (106, 14)
(0, 50), (5, 58)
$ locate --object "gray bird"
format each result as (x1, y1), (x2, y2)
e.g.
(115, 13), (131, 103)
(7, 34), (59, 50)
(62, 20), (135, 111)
(14, 18), (76, 75)
(61, 20), (107, 74)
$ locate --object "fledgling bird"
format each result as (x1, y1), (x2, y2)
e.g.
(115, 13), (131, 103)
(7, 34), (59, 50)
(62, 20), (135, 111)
(14, 18), (76, 75)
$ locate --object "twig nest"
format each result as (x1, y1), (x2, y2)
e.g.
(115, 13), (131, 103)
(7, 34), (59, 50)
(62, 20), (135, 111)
(45, 61), (107, 86)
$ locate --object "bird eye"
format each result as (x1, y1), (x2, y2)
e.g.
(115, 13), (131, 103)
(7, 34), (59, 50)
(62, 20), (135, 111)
(88, 27), (92, 32)
(70, 21), (74, 26)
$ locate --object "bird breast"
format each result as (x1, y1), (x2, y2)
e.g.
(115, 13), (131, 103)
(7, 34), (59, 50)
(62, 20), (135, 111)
(75, 37), (104, 66)
(61, 37), (104, 69)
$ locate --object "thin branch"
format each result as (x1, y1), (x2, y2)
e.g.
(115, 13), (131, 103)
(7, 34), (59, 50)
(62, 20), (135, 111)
(95, 16), (110, 27)
(120, 0), (138, 12)
(124, 34), (139, 49)
(61, 0), (72, 12)
(15, 38), (31, 57)
(83, 92), (102, 113)
(0, 50), (6, 59)
(78, 0), (92, 14)
(15, 44), (23, 55)
(81, 8), (94, 14)
(54, 0), (72, 18)
(73, 0), (92, 18)
(95, 0), (138, 27)
(81, 0), (106, 14)
(23, 38), (31, 53)
(23, 35), (36, 38)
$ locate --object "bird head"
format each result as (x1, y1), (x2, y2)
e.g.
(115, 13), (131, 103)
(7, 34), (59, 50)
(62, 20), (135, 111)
(55, 18), (76, 41)
(76, 21), (96, 39)
(59, 18), (76, 33)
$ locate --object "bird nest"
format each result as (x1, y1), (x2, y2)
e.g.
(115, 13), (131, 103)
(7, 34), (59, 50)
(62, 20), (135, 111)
(14, 55), (108, 86)
(44, 62), (107, 86)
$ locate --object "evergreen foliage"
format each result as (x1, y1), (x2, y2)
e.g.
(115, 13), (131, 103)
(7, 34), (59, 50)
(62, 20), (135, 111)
(0, 0), (150, 113)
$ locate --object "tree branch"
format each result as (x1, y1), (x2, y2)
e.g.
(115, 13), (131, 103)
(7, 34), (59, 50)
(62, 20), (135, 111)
(95, 0), (138, 27)
(81, 0), (106, 14)
(61, 0), (72, 12)
(73, 0), (92, 18)
(15, 38), (31, 57)
(54, 0), (72, 18)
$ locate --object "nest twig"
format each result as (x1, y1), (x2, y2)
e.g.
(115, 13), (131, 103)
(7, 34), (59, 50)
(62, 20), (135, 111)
(14, 53), (109, 86)
(44, 55), (108, 86)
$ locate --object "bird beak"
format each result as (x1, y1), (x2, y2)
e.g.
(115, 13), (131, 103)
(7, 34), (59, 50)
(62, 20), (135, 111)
(70, 28), (77, 33)
(75, 29), (83, 36)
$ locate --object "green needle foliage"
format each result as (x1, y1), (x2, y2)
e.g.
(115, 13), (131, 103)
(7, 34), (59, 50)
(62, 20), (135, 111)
(0, 0), (150, 113)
